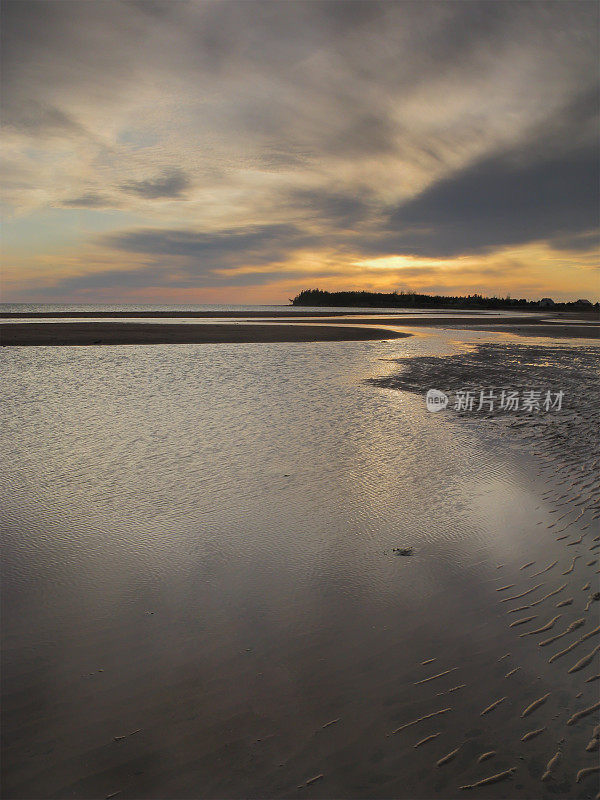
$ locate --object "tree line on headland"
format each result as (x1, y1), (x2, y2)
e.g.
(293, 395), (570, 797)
(291, 289), (598, 312)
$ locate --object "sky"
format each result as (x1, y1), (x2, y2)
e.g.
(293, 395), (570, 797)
(2, 0), (599, 304)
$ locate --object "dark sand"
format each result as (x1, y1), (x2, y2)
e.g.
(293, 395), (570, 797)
(0, 322), (410, 346)
(1, 313), (598, 346)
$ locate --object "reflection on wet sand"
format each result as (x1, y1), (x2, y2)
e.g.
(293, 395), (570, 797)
(2, 332), (599, 798)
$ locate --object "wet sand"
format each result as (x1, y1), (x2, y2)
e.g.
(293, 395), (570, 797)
(0, 322), (410, 346)
(2, 331), (599, 800)
(1, 313), (598, 346)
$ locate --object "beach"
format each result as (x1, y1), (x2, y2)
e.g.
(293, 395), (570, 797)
(2, 318), (599, 799)
(1, 309), (598, 346)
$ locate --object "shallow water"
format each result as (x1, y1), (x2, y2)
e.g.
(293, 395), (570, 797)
(1, 333), (598, 799)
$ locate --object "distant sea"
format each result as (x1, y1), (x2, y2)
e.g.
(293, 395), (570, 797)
(0, 303), (497, 315)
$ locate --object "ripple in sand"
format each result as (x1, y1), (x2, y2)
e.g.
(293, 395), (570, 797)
(414, 668), (457, 685)
(437, 746), (460, 766)
(414, 732), (441, 748)
(520, 615), (561, 637)
(481, 697), (506, 716)
(540, 618), (585, 647)
(392, 708), (452, 734)
(567, 644), (600, 674)
(460, 767), (516, 790)
(304, 774), (324, 787)
(530, 561), (557, 578)
(567, 701), (600, 726)
(541, 750), (561, 782)
(563, 556), (581, 575)
(576, 766), (600, 783)
(510, 616), (536, 628)
(548, 625), (600, 663)
(521, 693), (550, 717)
(556, 598), (573, 607)
(585, 725), (599, 752)
(521, 727), (546, 742)
(529, 584), (566, 607)
(584, 592), (600, 612)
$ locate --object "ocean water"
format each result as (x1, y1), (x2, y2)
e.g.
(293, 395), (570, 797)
(1, 332), (598, 799)
(0, 303), (520, 316)
(1, 303), (404, 314)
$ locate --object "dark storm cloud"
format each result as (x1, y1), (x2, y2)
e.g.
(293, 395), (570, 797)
(386, 142), (599, 257)
(120, 170), (191, 199)
(550, 230), (600, 254)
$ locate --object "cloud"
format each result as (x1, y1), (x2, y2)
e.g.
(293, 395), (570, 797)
(385, 140), (599, 257)
(60, 192), (113, 208)
(1, 0), (598, 299)
(120, 169), (191, 199)
(283, 189), (371, 229)
(101, 223), (315, 262)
